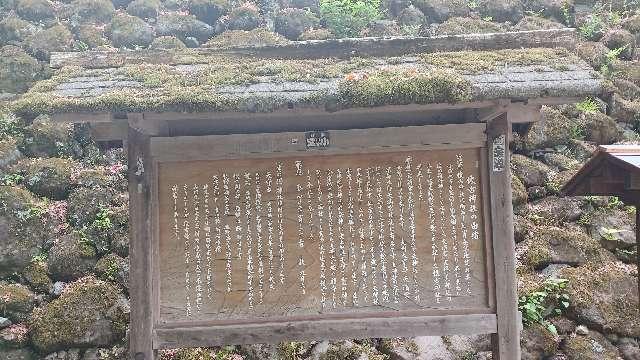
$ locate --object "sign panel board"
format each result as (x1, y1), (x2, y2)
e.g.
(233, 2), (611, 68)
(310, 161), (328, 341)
(148, 123), (499, 348)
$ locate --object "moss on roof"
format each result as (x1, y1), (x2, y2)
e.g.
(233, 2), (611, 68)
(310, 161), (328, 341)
(11, 47), (596, 117)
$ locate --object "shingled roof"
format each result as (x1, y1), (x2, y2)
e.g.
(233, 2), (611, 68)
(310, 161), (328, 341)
(11, 29), (606, 119)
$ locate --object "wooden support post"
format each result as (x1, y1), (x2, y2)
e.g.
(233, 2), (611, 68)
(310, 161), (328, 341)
(636, 206), (640, 311)
(487, 114), (521, 359)
(128, 126), (155, 360)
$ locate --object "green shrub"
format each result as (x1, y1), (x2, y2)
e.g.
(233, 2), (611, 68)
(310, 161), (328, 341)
(319, 0), (381, 38)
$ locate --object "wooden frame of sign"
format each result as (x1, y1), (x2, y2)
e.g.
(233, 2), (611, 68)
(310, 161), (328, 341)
(127, 114), (519, 360)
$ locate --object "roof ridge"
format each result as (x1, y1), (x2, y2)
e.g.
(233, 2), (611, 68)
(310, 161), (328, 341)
(49, 29), (577, 70)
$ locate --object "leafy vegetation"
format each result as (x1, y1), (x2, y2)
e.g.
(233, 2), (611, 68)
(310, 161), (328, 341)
(518, 278), (570, 335)
(576, 98), (601, 113)
(93, 207), (113, 231)
(319, 0), (381, 38)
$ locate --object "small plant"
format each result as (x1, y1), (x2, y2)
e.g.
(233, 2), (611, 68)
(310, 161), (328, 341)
(319, 0), (381, 38)
(560, 0), (573, 25)
(103, 260), (120, 281)
(0, 112), (21, 140)
(578, 15), (604, 40)
(607, 195), (622, 209)
(31, 252), (47, 263)
(518, 278), (570, 335)
(93, 207), (113, 230)
(576, 98), (600, 113)
(481, 16), (493, 22)
(600, 45), (628, 78)
(0, 173), (24, 186)
(600, 226), (622, 241)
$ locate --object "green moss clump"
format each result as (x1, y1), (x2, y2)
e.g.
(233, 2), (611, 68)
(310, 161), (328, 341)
(512, 174), (527, 207)
(127, 0), (161, 19)
(204, 28), (289, 48)
(25, 24), (74, 61)
(12, 157), (78, 200)
(18, 118), (74, 157)
(299, 28), (333, 41)
(74, 25), (109, 49)
(563, 331), (620, 360)
(23, 260), (52, 293)
(420, 48), (577, 74)
(522, 226), (603, 269)
(515, 15), (565, 31)
(320, 341), (388, 360)
(47, 232), (97, 282)
(562, 262), (640, 338)
(29, 276), (126, 353)
(433, 16), (504, 36)
(71, 0), (115, 23)
(16, 0), (55, 22)
(274, 8), (319, 40)
(108, 12), (155, 48)
(0, 45), (45, 94)
(66, 186), (116, 227)
(338, 68), (472, 108)
(226, 3), (261, 31)
(149, 36), (187, 50)
(0, 282), (35, 322)
(0, 16), (37, 44)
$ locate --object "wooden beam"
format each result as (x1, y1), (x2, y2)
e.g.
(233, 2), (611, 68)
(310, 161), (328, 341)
(50, 112), (114, 123)
(486, 114), (521, 359)
(153, 314), (498, 349)
(128, 126), (155, 360)
(507, 103), (541, 124)
(90, 121), (128, 142)
(50, 29), (577, 69)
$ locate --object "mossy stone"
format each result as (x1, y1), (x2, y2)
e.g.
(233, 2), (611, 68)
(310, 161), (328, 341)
(75, 25), (109, 49)
(511, 154), (552, 187)
(13, 157), (77, 200)
(66, 186), (115, 227)
(521, 196), (584, 224)
(520, 323), (560, 360)
(512, 174), (527, 207)
(149, 36), (187, 49)
(15, 0), (55, 22)
(71, 0), (115, 23)
(563, 330), (621, 360)
(521, 226), (604, 269)
(412, 0), (470, 23)
(602, 28), (636, 60)
(25, 24), (74, 61)
(623, 14), (640, 34)
(47, 232), (97, 282)
(397, 5), (425, 29)
(23, 260), (52, 293)
(610, 93), (640, 124)
(29, 276), (127, 353)
(562, 262), (640, 338)
(299, 28), (332, 41)
(0, 282), (35, 322)
(0, 138), (21, 170)
(0, 45), (45, 94)
(126, 0), (160, 19)
(19, 118), (74, 158)
(226, 3), (261, 31)
(477, 0), (524, 23)
(517, 106), (583, 151)
(0, 186), (48, 277)
(575, 41), (609, 70)
(433, 16), (504, 36)
(0, 16), (37, 44)
(581, 111), (622, 145)
(188, 0), (228, 25)
(156, 12), (215, 42)
(108, 12), (155, 48)
(274, 8), (319, 40)
(514, 15), (564, 31)
(94, 253), (129, 289)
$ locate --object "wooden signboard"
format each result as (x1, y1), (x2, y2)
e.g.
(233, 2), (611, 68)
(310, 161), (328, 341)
(128, 120), (519, 358)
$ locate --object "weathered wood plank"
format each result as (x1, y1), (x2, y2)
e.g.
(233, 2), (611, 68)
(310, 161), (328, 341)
(149, 123), (487, 161)
(128, 126), (155, 360)
(153, 313), (497, 348)
(486, 114), (521, 359)
(50, 29), (577, 69)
